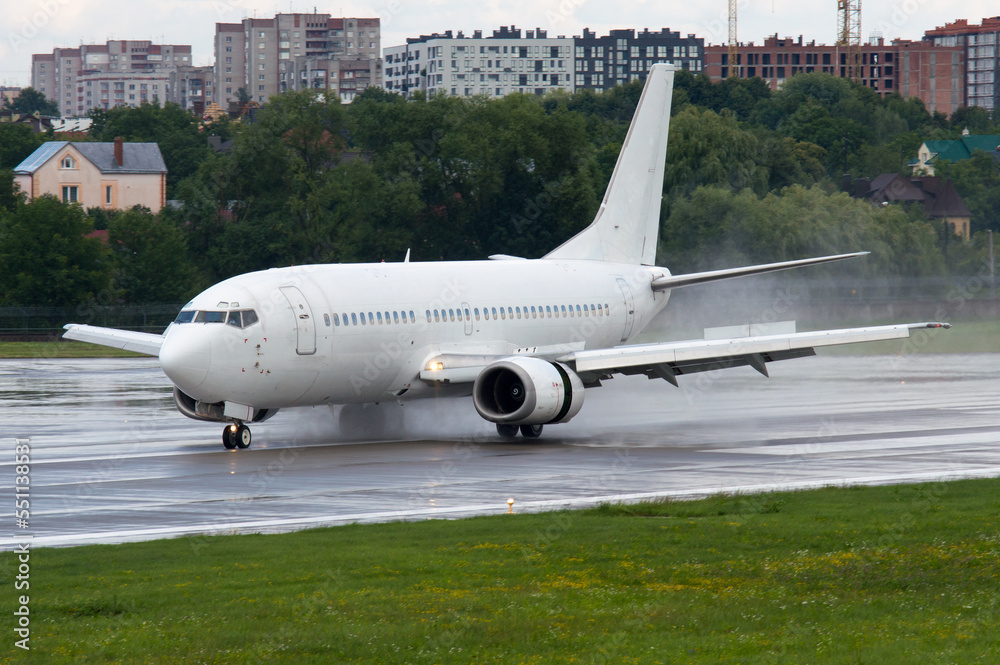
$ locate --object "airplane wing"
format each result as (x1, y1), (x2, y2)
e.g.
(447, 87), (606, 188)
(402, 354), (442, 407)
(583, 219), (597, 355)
(559, 322), (949, 384)
(418, 322), (949, 386)
(62, 324), (164, 357)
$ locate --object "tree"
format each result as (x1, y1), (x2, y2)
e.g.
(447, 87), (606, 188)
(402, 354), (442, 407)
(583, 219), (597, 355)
(933, 152), (1000, 234)
(659, 184), (944, 280)
(0, 170), (25, 213)
(3, 87), (59, 116)
(107, 207), (202, 304)
(0, 123), (44, 169)
(662, 107), (770, 199)
(89, 102), (211, 196)
(949, 106), (997, 134)
(0, 196), (110, 306)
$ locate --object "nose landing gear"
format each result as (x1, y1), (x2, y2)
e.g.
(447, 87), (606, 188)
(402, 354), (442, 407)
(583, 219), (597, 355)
(223, 423), (252, 450)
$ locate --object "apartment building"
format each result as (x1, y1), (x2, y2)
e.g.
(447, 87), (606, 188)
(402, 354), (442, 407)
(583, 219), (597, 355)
(896, 39), (965, 115)
(214, 13), (381, 107)
(925, 18), (1000, 111)
(384, 26), (572, 98)
(31, 41), (199, 116)
(705, 35), (904, 95)
(573, 28), (703, 91)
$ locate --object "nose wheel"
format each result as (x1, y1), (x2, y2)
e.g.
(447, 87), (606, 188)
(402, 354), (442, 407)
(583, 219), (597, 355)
(223, 423), (252, 449)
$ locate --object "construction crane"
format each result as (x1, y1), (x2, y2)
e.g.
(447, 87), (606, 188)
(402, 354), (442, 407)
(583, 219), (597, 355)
(837, 0), (862, 82)
(728, 0), (739, 77)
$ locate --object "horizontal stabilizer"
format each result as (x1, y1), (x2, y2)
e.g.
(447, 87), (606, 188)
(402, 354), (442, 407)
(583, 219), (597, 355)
(651, 252), (868, 291)
(62, 324), (164, 357)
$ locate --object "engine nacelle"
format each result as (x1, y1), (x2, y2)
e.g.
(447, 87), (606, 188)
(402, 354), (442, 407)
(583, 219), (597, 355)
(172, 388), (278, 423)
(473, 357), (585, 425)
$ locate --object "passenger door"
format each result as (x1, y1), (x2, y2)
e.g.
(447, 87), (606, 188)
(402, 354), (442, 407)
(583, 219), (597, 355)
(280, 286), (316, 355)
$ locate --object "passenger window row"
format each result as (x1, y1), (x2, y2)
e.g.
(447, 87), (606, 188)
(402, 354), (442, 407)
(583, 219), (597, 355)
(331, 303), (612, 327)
(332, 310), (417, 327)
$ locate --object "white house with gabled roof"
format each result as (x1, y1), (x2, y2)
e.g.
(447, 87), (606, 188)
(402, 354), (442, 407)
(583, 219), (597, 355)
(13, 139), (168, 212)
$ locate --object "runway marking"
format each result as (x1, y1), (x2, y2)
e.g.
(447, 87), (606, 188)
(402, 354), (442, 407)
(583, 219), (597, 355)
(10, 466), (1000, 549)
(709, 431), (1000, 456)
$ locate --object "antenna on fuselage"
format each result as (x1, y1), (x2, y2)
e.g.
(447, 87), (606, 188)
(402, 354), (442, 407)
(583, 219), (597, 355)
(403, 248), (411, 263)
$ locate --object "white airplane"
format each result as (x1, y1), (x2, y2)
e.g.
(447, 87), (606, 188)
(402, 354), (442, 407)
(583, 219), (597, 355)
(63, 64), (948, 449)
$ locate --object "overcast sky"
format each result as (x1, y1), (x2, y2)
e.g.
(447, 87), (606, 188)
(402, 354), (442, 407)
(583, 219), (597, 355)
(1, 0), (995, 87)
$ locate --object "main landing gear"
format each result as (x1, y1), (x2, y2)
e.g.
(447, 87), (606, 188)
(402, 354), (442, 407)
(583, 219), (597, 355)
(223, 423), (252, 450)
(496, 423), (543, 440)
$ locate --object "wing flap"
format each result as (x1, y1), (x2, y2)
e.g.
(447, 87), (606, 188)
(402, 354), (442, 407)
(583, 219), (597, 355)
(62, 324), (164, 357)
(562, 322), (949, 379)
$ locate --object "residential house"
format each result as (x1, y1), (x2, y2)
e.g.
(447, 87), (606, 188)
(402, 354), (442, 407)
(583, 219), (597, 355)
(912, 134), (1000, 175)
(13, 138), (168, 212)
(864, 173), (972, 239)
(0, 110), (55, 133)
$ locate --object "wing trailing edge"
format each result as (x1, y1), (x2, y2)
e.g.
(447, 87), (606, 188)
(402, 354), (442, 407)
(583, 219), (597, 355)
(561, 322), (950, 382)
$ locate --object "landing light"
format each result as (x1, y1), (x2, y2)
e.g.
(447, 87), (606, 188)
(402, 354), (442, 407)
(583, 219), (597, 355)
(428, 361), (444, 371)
(229, 424), (238, 432)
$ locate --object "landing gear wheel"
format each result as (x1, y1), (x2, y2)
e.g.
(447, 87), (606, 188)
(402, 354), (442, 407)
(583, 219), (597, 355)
(223, 424), (252, 449)
(520, 424), (543, 439)
(223, 426), (237, 449)
(235, 424), (252, 449)
(496, 424), (519, 439)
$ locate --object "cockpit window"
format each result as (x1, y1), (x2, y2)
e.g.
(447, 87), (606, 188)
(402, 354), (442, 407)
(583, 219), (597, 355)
(174, 309), (258, 327)
(195, 311), (227, 323)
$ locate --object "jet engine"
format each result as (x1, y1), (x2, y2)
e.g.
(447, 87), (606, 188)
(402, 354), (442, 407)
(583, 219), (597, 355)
(473, 357), (584, 425)
(172, 388), (278, 424)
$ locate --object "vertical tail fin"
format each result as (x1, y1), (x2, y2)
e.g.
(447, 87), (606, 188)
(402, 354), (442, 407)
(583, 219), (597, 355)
(545, 63), (674, 265)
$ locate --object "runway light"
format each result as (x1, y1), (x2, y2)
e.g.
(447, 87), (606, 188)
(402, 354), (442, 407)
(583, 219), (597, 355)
(507, 498), (514, 514)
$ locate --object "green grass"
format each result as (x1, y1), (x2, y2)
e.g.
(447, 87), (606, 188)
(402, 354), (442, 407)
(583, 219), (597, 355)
(0, 341), (144, 359)
(7, 479), (1000, 663)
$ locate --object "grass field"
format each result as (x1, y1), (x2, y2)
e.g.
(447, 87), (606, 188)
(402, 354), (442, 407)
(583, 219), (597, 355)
(7, 478), (1000, 663)
(0, 341), (143, 359)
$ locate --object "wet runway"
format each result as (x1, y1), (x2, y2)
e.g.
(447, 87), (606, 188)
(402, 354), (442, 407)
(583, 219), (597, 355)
(3, 353), (1000, 548)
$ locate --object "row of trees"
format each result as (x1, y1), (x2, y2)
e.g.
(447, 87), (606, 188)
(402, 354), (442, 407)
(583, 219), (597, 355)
(1, 72), (998, 307)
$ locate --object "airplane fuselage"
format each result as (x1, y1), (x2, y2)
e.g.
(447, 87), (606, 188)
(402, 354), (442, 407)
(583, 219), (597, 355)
(160, 259), (672, 410)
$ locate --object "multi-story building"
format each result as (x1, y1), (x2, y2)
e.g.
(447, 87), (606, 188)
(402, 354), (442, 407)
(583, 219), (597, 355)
(705, 35), (901, 95)
(384, 26), (573, 98)
(76, 71), (172, 110)
(925, 17), (1000, 111)
(704, 34), (967, 115)
(31, 41), (197, 116)
(214, 13), (381, 107)
(572, 28), (703, 91)
(171, 66), (215, 115)
(896, 39), (965, 115)
(282, 56), (381, 103)
(384, 26), (701, 98)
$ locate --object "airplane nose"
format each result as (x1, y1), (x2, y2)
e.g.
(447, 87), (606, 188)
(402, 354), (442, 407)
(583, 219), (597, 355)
(159, 328), (212, 391)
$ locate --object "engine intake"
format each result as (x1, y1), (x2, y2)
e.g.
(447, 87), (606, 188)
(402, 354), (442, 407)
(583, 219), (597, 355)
(473, 357), (584, 425)
(172, 388), (277, 423)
